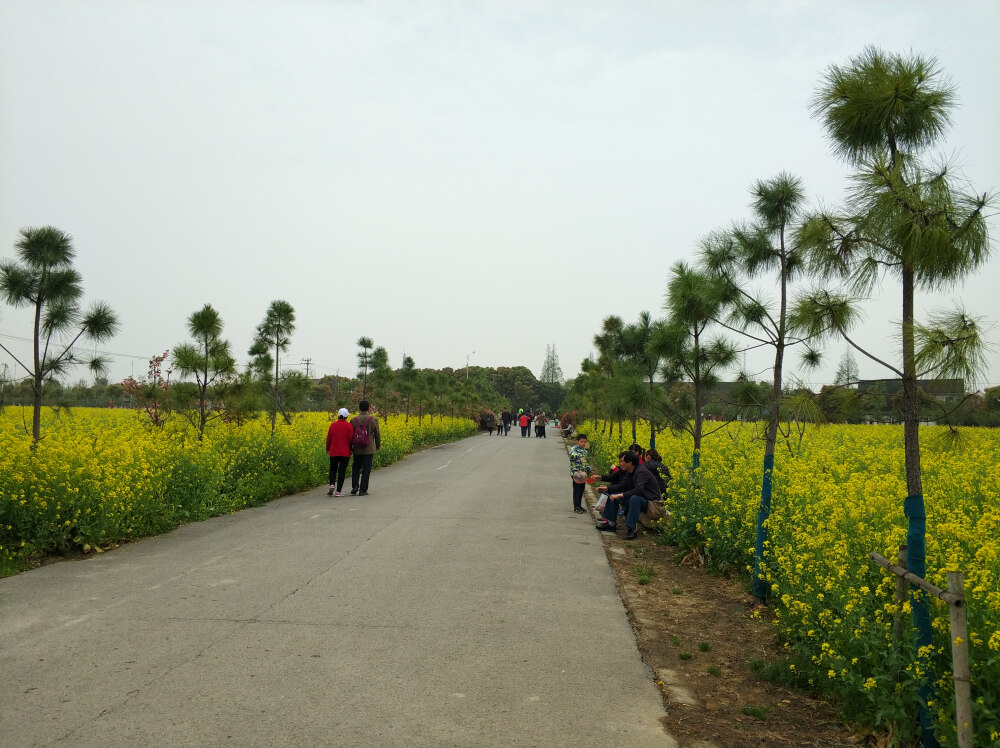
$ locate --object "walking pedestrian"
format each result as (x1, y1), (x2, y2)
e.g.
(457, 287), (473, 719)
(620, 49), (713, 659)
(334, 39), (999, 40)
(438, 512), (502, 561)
(349, 400), (381, 496)
(519, 411), (530, 437)
(325, 408), (353, 496)
(535, 411), (547, 438)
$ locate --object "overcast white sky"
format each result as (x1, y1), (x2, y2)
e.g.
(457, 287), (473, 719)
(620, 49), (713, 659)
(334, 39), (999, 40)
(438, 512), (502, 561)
(2, 0), (998, 392)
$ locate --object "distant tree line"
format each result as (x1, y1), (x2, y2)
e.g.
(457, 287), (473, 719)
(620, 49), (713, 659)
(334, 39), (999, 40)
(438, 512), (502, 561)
(0, 284), (567, 440)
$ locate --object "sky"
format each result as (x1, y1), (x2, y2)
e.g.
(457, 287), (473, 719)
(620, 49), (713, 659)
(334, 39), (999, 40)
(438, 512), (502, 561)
(1, 0), (998, 393)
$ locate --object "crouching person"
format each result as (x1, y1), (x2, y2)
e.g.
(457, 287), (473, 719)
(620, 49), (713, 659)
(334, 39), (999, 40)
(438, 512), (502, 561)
(596, 451), (659, 540)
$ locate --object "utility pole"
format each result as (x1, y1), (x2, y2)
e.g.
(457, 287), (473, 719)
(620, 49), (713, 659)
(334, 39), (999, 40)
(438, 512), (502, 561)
(300, 358), (312, 378)
(466, 351), (475, 380)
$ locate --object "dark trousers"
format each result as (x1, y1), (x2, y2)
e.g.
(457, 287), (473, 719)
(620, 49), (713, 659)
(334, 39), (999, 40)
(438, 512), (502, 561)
(601, 494), (649, 530)
(572, 480), (586, 510)
(521, 425), (528, 437)
(329, 455), (349, 491)
(351, 453), (374, 493)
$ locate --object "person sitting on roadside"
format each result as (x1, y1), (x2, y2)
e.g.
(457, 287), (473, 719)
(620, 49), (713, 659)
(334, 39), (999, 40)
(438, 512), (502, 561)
(595, 451), (660, 540)
(641, 448), (671, 498)
(590, 451), (633, 497)
(591, 451), (635, 519)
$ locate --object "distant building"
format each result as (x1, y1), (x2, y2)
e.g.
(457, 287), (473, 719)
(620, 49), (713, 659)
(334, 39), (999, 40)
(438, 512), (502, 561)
(856, 379), (965, 403)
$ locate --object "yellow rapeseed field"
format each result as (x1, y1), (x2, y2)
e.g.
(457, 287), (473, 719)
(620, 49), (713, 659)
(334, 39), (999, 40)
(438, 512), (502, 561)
(585, 421), (999, 747)
(0, 407), (475, 574)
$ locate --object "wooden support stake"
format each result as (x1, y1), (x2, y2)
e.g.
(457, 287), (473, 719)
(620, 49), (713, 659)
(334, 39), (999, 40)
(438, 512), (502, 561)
(869, 552), (963, 606)
(948, 571), (973, 748)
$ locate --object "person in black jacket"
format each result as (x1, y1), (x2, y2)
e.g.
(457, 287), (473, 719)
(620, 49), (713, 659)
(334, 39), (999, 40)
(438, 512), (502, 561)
(641, 448), (671, 497)
(590, 451), (633, 497)
(501, 409), (513, 435)
(596, 452), (659, 540)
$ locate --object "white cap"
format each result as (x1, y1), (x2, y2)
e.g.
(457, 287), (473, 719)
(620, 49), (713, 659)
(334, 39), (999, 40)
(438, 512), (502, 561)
(338, 408), (350, 418)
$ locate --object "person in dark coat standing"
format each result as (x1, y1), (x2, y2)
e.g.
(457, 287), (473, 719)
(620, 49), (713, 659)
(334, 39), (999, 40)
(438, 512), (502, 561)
(350, 400), (381, 496)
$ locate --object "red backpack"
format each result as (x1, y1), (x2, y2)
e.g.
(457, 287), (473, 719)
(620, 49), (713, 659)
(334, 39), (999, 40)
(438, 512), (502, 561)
(351, 418), (371, 449)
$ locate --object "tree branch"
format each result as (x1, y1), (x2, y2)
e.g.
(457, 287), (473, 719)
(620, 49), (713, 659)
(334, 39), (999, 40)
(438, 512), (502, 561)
(712, 317), (774, 346)
(702, 421), (733, 438)
(46, 327), (88, 371)
(0, 342), (33, 377)
(839, 330), (904, 378)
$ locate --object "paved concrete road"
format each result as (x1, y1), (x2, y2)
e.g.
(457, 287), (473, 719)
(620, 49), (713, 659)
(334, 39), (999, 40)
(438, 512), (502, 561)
(1, 430), (675, 748)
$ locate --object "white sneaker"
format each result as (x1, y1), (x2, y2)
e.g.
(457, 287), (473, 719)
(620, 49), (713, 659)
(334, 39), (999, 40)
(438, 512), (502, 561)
(334, 491), (343, 497)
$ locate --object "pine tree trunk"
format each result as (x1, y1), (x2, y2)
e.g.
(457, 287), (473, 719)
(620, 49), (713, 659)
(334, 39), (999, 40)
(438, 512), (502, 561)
(32, 376), (42, 445)
(692, 379), (703, 473)
(198, 373), (208, 442)
(692, 325), (703, 472)
(648, 376), (657, 450)
(753, 249), (788, 602)
(900, 266), (934, 742)
(31, 298), (43, 444)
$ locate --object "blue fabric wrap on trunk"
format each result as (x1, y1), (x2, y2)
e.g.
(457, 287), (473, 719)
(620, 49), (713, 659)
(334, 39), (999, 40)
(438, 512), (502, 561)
(905, 493), (938, 748)
(753, 453), (775, 600)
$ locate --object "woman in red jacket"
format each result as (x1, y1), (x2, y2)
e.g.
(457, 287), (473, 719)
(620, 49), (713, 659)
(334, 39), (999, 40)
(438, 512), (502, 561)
(325, 408), (354, 496)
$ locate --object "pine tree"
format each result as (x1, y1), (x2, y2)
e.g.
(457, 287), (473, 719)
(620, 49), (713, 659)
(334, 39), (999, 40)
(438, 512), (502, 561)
(540, 344), (563, 384)
(0, 227), (119, 443)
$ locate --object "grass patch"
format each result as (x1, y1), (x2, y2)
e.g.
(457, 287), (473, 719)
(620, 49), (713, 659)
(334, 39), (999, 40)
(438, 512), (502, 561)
(671, 587), (683, 595)
(698, 641), (711, 652)
(678, 651), (693, 660)
(747, 657), (813, 689)
(740, 705), (771, 721)
(635, 563), (656, 585)
(670, 635), (681, 646)
(707, 666), (721, 677)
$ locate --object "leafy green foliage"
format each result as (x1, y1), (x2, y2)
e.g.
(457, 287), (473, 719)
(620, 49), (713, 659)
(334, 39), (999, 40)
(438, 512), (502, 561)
(811, 46), (954, 166)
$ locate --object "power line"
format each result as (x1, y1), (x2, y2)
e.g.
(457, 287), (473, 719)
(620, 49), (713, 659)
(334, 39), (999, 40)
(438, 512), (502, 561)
(0, 333), (151, 361)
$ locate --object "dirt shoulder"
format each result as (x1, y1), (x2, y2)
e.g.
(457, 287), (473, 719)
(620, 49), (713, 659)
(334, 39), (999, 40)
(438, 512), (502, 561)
(588, 496), (853, 748)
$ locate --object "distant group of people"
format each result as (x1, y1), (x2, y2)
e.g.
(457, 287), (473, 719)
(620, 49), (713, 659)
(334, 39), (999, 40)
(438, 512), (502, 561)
(568, 435), (671, 540)
(483, 409), (550, 438)
(324, 400), (382, 497)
